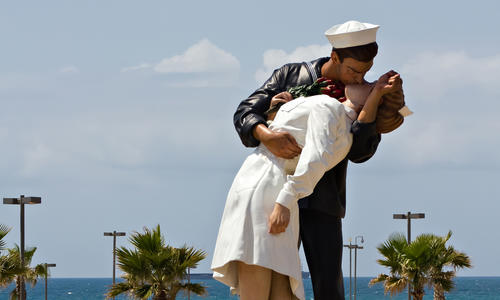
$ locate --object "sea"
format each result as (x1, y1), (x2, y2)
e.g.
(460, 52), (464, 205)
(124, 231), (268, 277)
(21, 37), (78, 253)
(1, 275), (499, 300)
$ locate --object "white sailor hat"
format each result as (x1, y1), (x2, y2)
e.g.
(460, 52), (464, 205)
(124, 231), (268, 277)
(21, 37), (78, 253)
(325, 20), (379, 49)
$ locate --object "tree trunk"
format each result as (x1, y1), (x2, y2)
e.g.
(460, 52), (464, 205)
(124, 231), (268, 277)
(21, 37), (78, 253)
(21, 279), (26, 300)
(16, 279), (20, 300)
(15, 277), (26, 300)
(153, 290), (167, 300)
(411, 289), (425, 300)
(433, 284), (446, 300)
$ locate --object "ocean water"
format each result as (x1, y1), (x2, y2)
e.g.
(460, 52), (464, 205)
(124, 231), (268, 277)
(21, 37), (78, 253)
(1, 275), (499, 299)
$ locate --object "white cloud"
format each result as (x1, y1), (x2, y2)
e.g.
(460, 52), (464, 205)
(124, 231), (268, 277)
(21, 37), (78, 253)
(121, 63), (151, 73)
(121, 39), (240, 87)
(255, 44), (331, 84)
(401, 51), (500, 100)
(154, 39), (239, 74)
(165, 79), (234, 88)
(20, 143), (53, 176)
(59, 65), (79, 73)
(0, 100), (240, 179)
(376, 51), (500, 167)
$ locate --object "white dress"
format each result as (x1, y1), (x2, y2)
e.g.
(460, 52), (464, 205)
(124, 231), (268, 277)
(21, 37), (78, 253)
(211, 95), (357, 300)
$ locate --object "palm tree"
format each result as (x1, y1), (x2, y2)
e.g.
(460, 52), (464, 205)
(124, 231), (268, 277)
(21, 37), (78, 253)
(370, 232), (472, 300)
(107, 225), (207, 300)
(425, 231), (471, 300)
(0, 225), (19, 288)
(369, 233), (423, 299)
(1, 245), (46, 300)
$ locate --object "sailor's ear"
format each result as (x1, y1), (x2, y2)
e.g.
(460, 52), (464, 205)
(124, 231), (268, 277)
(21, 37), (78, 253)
(331, 51), (340, 64)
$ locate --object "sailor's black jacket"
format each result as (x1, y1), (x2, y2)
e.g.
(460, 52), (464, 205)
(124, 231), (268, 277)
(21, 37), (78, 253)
(233, 57), (381, 217)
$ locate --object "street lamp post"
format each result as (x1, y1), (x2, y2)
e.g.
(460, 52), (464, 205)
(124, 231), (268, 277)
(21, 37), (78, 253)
(104, 231), (126, 299)
(353, 236), (364, 300)
(344, 239), (353, 300)
(188, 267), (191, 300)
(44, 263), (56, 300)
(344, 236), (364, 300)
(393, 211), (425, 300)
(3, 195), (41, 300)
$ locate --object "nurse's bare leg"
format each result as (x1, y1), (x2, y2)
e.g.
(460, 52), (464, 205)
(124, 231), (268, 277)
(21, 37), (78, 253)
(269, 271), (300, 300)
(238, 261), (272, 300)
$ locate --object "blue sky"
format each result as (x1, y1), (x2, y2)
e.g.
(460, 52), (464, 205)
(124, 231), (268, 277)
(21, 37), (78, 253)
(1, 0), (499, 278)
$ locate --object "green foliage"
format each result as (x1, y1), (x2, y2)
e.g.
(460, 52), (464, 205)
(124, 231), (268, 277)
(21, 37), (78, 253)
(265, 77), (345, 117)
(370, 231), (472, 300)
(0, 224), (10, 252)
(107, 225), (207, 300)
(0, 235), (46, 299)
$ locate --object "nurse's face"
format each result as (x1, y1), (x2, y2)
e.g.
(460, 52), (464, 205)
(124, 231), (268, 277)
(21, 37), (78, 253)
(338, 57), (373, 85)
(345, 83), (373, 112)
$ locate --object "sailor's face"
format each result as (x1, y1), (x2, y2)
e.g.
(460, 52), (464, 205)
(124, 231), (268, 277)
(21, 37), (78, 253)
(339, 58), (373, 85)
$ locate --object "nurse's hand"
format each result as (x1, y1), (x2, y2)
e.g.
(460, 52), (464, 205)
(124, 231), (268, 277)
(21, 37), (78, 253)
(270, 91), (293, 108)
(267, 92), (294, 121)
(374, 70), (402, 96)
(253, 124), (301, 159)
(268, 203), (290, 234)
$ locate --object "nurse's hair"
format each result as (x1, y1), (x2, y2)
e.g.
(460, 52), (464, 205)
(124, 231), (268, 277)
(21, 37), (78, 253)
(376, 87), (405, 134)
(346, 81), (406, 134)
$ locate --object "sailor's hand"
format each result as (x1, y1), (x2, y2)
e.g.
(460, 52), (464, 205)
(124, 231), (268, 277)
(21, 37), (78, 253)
(263, 131), (301, 159)
(268, 203), (290, 234)
(253, 124), (301, 159)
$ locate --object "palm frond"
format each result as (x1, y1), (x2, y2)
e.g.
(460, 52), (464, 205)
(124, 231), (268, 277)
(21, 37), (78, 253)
(376, 233), (408, 275)
(1, 244), (44, 291)
(369, 274), (389, 286)
(179, 282), (207, 296)
(129, 225), (165, 254)
(9, 287), (18, 300)
(432, 271), (456, 292)
(0, 224), (11, 251)
(177, 245), (207, 269)
(0, 255), (22, 287)
(24, 264), (47, 287)
(134, 284), (154, 299)
(448, 251), (472, 269)
(7, 245), (38, 266)
(34, 264), (47, 277)
(378, 233), (407, 256)
(370, 273), (407, 296)
(385, 276), (408, 296)
(106, 282), (135, 298)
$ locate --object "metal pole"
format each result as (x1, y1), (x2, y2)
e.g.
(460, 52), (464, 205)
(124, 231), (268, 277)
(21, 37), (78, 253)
(43, 263), (56, 300)
(104, 231), (125, 300)
(394, 212), (424, 300)
(3, 196), (41, 300)
(349, 242), (352, 300)
(113, 231), (116, 289)
(20, 195), (26, 300)
(45, 263), (48, 300)
(188, 267), (191, 300)
(354, 246), (357, 300)
(353, 236), (363, 300)
(344, 242), (354, 300)
(407, 211), (411, 300)
(407, 211), (411, 244)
